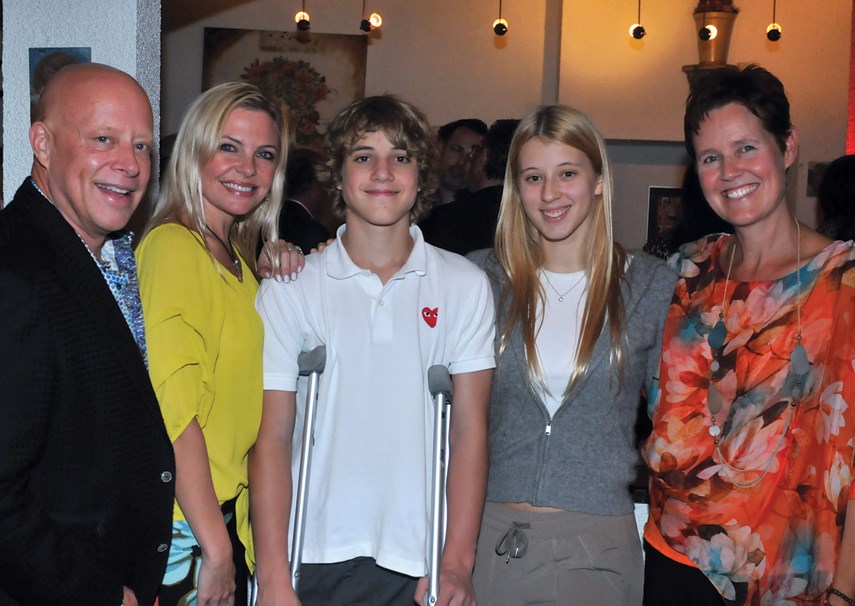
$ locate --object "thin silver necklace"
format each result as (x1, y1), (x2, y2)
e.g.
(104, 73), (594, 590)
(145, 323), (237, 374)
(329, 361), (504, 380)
(706, 218), (809, 488)
(541, 269), (585, 303)
(205, 224), (243, 282)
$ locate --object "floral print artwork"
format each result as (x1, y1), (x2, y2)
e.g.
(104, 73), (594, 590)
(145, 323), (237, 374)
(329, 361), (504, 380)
(643, 234), (855, 604)
(242, 57), (330, 149)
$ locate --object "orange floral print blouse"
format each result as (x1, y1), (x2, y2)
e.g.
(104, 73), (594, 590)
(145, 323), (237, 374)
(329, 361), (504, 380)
(643, 234), (855, 604)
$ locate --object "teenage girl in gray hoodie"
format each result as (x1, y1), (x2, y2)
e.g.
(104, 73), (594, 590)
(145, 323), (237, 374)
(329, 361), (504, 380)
(468, 105), (676, 606)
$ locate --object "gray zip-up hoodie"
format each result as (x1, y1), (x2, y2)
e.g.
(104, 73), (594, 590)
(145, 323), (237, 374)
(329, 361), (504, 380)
(468, 249), (677, 516)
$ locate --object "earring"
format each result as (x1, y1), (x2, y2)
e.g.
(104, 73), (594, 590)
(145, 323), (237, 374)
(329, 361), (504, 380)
(263, 192), (271, 204)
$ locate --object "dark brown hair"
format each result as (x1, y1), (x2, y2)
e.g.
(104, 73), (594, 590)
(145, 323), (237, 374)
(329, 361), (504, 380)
(684, 64), (791, 160)
(320, 95), (438, 223)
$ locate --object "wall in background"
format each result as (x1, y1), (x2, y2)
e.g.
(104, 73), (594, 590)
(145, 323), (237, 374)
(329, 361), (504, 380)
(2, 0), (161, 204)
(4, 1), (846, 245)
(560, 0), (853, 241)
(163, 1), (852, 248)
(162, 0), (552, 135)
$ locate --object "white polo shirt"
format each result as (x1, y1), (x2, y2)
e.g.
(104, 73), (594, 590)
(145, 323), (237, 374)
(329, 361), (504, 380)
(255, 225), (495, 577)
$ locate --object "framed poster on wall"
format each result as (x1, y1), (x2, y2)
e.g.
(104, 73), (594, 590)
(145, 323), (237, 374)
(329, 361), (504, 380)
(29, 47), (91, 121)
(646, 186), (683, 245)
(203, 27), (367, 150)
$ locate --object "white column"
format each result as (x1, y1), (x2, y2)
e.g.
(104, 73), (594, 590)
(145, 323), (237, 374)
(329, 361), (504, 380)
(2, 0), (161, 205)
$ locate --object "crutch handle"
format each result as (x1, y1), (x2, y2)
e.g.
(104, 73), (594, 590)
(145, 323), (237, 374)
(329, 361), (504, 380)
(298, 345), (326, 376)
(428, 364), (453, 398)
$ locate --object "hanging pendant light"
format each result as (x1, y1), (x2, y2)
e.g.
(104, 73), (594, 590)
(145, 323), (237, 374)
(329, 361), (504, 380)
(295, 0), (310, 31)
(698, 11), (718, 41)
(629, 0), (646, 39)
(493, 0), (508, 36)
(359, 0), (382, 32)
(766, 0), (782, 41)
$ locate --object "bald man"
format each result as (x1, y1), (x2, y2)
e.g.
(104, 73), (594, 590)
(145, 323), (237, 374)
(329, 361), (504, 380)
(0, 64), (174, 605)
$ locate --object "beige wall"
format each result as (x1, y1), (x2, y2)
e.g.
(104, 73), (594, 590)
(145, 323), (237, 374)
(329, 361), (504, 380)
(163, 0), (550, 134)
(3, 0), (161, 205)
(559, 0), (853, 243)
(163, 0), (853, 248)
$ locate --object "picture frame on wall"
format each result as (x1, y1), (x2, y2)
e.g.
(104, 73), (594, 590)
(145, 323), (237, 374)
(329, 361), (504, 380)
(202, 27), (367, 150)
(646, 186), (683, 245)
(29, 47), (91, 121)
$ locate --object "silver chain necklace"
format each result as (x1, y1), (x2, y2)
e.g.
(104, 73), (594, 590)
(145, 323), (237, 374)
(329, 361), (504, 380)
(541, 270), (585, 303)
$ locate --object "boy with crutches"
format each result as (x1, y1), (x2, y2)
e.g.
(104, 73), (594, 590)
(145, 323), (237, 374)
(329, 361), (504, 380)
(250, 95), (495, 606)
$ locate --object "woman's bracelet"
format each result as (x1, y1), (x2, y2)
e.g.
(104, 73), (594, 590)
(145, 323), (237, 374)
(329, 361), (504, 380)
(826, 587), (855, 606)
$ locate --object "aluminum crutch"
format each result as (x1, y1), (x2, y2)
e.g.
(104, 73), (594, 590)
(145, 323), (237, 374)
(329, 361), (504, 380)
(423, 364), (453, 606)
(290, 344), (327, 592)
(249, 344), (326, 605)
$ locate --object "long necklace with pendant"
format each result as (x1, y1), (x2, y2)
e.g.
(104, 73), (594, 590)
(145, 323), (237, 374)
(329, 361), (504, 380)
(206, 224), (243, 282)
(706, 219), (810, 488)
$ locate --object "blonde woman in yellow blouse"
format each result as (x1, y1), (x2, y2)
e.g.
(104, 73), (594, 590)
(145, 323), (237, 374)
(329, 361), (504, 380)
(137, 82), (289, 606)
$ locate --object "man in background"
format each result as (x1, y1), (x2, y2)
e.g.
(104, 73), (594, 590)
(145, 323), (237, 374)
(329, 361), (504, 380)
(422, 119), (519, 255)
(434, 118), (487, 206)
(278, 148), (335, 253)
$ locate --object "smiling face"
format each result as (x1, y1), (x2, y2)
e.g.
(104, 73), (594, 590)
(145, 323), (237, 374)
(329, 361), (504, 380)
(30, 66), (153, 252)
(693, 102), (797, 230)
(200, 107), (280, 229)
(339, 129), (419, 231)
(517, 138), (602, 255)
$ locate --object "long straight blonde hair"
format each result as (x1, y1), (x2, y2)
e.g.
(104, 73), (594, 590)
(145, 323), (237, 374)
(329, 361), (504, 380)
(495, 105), (626, 393)
(145, 82), (289, 275)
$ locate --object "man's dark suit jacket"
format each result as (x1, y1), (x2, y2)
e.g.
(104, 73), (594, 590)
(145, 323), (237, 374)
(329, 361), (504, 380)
(0, 179), (175, 605)
(419, 185), (503, 255)
(278, 198), (332, 254)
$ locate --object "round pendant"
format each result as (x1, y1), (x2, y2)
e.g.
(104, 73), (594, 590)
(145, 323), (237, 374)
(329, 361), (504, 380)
(709, 425), (721, 437)
(710, 360), (720, 373)
(558, 296), (564, 303)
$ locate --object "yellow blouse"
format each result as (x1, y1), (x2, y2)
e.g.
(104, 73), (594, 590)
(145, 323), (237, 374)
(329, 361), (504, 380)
(137, 223), (262, 560)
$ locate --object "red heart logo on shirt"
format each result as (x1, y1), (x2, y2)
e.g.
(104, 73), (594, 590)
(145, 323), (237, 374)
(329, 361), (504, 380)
(422, 307), (438, 328)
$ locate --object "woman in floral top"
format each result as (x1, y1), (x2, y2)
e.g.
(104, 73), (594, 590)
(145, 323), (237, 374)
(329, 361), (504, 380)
(642, 65), (855, 605)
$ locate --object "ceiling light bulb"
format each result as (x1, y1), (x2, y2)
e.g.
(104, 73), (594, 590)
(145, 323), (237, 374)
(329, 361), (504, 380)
(493, 18), (508, 36)
(766, 22), (782, 41)
(698, 24), (718, 40)
(629, 23), (646, 39)
(369, 12), (382, 28)
(295, 10), (310, 31)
